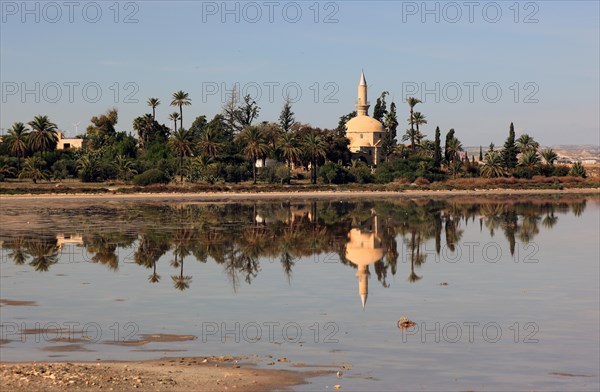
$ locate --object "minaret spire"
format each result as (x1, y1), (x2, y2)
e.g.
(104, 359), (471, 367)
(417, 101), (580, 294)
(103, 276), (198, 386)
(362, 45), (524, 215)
(357, 265), (369, 310)
(356, 70), (369, 116)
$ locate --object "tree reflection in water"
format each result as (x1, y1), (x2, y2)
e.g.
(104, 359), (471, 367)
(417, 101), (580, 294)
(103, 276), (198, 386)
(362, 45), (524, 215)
(0, 198), (592, 294)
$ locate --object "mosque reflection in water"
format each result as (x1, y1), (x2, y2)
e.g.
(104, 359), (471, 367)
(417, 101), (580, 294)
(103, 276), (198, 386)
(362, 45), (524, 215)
(0, 198), (591, 308)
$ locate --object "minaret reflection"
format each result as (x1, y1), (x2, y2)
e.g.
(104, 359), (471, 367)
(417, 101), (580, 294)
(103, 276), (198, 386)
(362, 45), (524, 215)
(345, 210), (384, 309)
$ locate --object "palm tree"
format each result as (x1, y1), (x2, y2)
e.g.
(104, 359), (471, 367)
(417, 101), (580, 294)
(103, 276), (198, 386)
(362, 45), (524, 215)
(19, 156), (49, 183)
(172, 273), (192, 291)
(516, 134), (539, 154)
(406, 97), (421, 150)
(384, 108), (398, 134)
(115, 154), (137, 181)
(197, 128), (223, 158)
(27, 115), (58, 156)
(569, 162), (587, 178)
(27, 240), (58, 272)
(445, 136), (463, 163)
(187, 155), (215, 183)
(170, 91), (191, 130)
(168, 112), (180, 133)
(133, 114), (156, 149)
(238, 126), (271, 184)
(447, 158), (463, 179)
(0, 163), (16, 177)
(76, 153), (101, 181)
(392, 143), (409, 159)
(5, 237), (29, 265)
(147, 98), (160, 121)
(407, 233), (422, 283)
(542, 213), (558, 229)
(278, 132), (301, 184)
(481, 151), (508, 178)
(412, 112), (427, 134)
(168, 128), (195, 182)
(541, 148), (558, 166)
(402, 128), (424, 151)
(148, 260), (161, 283)
(5, 122), (29, 171)
(171, 254), (192, 291)
(302, 133), (327, 184)
(519, 150), (541, 170)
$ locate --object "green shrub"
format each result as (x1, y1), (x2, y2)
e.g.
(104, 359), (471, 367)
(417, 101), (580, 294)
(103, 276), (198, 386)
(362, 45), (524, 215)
(464, 163), (480, 178)
(221, 163), (250, 183)
(132, 168), (170, 186)
(51, 160), (70, 180)
(375, 156), (444, 183)
(318, 162), (354, 184)
(349, 161), (374, 183)
(274, 165), (291, 184)
(258, 166), (276, 183)
(552, 165), (570, 177)
(513, 166), (541, 179)
(79, 157), (117, 182)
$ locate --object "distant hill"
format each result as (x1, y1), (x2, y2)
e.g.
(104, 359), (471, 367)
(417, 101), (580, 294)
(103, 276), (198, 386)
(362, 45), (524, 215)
(463, 144), (599, 162)
(548, 145), (599, 161)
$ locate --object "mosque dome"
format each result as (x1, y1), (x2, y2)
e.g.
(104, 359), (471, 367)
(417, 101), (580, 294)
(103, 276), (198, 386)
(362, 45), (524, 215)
(346, 115), (384, 134)
(345, 228), (384, 266)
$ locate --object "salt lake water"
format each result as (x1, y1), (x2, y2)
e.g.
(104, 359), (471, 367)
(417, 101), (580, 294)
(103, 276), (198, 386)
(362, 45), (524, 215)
(1, 195), (599, 391)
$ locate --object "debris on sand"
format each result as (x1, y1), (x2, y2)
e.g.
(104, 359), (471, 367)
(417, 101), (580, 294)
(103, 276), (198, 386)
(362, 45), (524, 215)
(397, 317), (417, 329)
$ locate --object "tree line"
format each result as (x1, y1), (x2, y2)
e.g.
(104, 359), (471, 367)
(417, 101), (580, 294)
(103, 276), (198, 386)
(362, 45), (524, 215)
(0, 89), (587, 185)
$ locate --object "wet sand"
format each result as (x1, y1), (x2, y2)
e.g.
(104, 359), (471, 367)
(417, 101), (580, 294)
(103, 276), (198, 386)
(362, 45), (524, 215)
(0, 356), (333, 391)
(0, 299), (38, 306)
(0, 187), (598, 204)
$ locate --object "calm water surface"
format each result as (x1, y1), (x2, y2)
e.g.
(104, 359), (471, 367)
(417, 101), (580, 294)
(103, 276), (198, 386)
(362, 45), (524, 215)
(1, 196), (599, 391)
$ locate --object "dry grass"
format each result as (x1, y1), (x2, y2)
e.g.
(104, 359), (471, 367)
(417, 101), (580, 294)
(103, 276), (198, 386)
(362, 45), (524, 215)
(583, 164), (600, 178)
(445, 176), (585, 187)
(0, 176), (598, 195)
(414, 177), (431, 186)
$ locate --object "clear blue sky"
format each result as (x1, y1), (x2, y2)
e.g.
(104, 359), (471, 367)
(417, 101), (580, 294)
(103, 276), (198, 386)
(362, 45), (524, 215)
(1, 0), (598, 146)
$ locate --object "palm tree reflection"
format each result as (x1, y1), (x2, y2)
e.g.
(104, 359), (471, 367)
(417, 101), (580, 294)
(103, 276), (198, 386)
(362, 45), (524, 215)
(0, 198), (591, 294)
(27, 239), (58, 272)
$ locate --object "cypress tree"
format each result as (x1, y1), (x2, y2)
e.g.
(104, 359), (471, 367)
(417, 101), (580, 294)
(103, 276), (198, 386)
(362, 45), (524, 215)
(373, 91), (388, 123)
(389, 101), (398, 140)
(433, 126), (442, 168)
(479, 145), (483, 161)
(278, 97), (295, 133)
(444, 129), (455, 163)
(502, 122), (518, 169)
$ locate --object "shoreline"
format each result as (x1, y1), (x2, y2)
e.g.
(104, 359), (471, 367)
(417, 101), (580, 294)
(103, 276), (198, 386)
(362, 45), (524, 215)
(0, 356), (334, 391)
(0, 187), (598, 202)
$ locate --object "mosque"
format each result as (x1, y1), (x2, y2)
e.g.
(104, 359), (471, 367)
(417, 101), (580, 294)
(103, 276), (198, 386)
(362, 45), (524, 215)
(345, 71), (386, 167)
(345, 210), (384, 309)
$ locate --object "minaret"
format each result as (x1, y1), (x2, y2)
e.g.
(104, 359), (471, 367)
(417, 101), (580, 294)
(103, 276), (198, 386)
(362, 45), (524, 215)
(357, 264), (370, 309)
(356, 70), (369, 116)
(345, 211), (383, 310)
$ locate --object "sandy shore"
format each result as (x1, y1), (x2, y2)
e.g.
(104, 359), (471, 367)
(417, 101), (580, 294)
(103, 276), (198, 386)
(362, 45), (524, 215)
(0, 356), (332, 391)
(1, 187), (598, 203)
